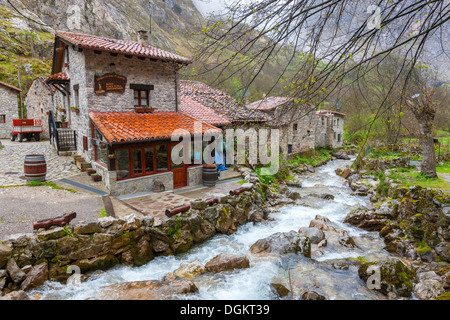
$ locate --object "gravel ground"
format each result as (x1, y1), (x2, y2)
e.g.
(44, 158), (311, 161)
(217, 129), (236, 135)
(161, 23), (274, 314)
(0, 185), (104, 240)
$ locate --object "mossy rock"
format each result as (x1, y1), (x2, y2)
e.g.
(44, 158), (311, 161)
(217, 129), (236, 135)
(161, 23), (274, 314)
(435, 292), (450, 300)
(358, 258), (414, 297)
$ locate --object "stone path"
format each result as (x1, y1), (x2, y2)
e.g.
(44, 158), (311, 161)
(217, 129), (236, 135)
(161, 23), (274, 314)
(0, 139), (80, 186)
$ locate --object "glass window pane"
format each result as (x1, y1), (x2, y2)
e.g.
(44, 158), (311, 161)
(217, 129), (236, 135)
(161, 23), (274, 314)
(132, 149), (143, 175)
(116, 149), (130, 179)
(134, 98), (140, 106)
(97, 143), (108, 166)
(156, 145), (168, 172)
(145, 147), (154, 173)
(171, 145), (184, 169)
(141, 90), (147, 99)
(134, 90), (139, 98)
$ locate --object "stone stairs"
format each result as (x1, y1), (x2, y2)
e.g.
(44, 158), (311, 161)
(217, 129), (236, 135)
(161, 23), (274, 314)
(72, 155), (92, 172)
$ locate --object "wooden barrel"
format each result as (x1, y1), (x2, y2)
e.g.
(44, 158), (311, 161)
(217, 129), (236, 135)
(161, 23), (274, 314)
(24, 154), (47, 182)
(202, 164), (218, 187)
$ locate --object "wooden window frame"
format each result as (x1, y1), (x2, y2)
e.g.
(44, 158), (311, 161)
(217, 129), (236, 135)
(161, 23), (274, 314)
(91, 122), (108, 169)
(0, 115), (5, 124)
(114, 143), (173, 181)
(133, 89), (149, 107)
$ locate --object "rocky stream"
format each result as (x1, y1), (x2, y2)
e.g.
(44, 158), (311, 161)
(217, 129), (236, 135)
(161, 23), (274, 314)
(23, 157), (419, 300)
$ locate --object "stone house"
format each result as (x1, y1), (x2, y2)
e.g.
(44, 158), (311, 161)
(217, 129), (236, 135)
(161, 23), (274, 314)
(246, 97), (319, 154)
(315, 110), (345, 149)
(24, 77), (66, 139)
(47, 30), (221, 195)
(180, 81), (290, 162)
(0, 81), (21, 139)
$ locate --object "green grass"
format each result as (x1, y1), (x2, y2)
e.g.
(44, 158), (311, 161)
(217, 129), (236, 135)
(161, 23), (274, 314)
(288, 148), (334, 167)
(387, 167), (450, 193)
(97, 207), (107, 218)
(437, 162), (450, 174)
(25, 180), (77, 193)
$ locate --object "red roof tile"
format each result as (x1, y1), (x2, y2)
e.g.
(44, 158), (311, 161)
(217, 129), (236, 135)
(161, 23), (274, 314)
(46, 71), (70, 83)
(180, 95), (231, 126)
(0, 81), (21, 92)
(180, 80), (268, 123)
(56, 31), (191, 65)
(89, 111), (221, 143)
(246, 97), (292, 111)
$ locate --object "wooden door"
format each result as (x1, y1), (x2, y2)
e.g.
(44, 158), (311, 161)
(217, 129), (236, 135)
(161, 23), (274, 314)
(170, 143), (188, 189)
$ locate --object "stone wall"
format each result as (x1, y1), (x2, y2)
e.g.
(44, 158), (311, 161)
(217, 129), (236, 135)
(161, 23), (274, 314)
(314, 114), (344, 149)
(0, 181), (268, 295)
(188, 165), (203, 187)
(0, 86), (19, 139)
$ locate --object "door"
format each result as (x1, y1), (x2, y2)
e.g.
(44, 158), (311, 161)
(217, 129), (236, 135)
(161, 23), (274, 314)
(171, 144), (188, 189)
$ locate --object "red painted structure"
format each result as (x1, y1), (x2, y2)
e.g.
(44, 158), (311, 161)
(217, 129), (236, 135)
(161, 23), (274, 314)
(10, 119), (43, 142)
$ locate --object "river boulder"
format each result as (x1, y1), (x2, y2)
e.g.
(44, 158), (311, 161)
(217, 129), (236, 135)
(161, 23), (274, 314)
(205, 253), (250, 273)
(298, 227), (325, 244)
(174, 260), (206, 278)
(98, 279), (199, 300)
(250, 231), (311, 258)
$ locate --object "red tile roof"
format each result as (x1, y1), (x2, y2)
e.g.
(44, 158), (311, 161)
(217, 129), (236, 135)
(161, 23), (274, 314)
(180, 95), (231, 126)
(46, 71), (70, 83)
(180, 80), (268, 123)
(89, 111), (221, 143)
(56, 31), (191, 65)
(0, 80), (21, 92)
(246, 97), (293, 111)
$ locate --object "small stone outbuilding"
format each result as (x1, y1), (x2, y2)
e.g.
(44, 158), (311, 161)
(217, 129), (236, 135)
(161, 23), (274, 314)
(0, 81), (21, 139)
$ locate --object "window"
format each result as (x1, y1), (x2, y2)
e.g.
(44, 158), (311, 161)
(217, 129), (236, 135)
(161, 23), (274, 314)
(134, 89), (149, 107)
(0, 115), (5, 123)
(74, 89), (79, 107)
(338, 134), (341, 142)
(337, 118), (339, 127)
(288, 144), (293, 154)
(114, 144), (171, 180)
(293, 123), (298, 131)
(156, 145), (168, 172)
(92, 125), (108, 166)
(321, 117), (325, 126)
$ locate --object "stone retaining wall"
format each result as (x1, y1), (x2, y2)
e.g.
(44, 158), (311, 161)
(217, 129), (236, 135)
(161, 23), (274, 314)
(0, 181), (267, 295)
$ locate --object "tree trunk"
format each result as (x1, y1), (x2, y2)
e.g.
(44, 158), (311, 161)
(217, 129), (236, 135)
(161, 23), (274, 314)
(418, 121), (437, 178)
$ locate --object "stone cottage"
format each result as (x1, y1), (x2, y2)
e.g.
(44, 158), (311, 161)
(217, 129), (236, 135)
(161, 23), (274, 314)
(315, 109), (345, 149)
(246, 96), (319, 154)
(180, 81), (290, 161)
(0, 81), (21, 139)
(47, 30), (221, 195)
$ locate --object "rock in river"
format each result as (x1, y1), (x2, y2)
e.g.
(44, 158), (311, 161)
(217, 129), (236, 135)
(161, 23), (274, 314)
(250, 231), (311, 258)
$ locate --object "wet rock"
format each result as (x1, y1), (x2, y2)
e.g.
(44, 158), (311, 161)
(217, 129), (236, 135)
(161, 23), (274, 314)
(205, 253), (250, 273)
(0, 270), (7, 290)
(6, 259), (26, 284)
(250, 231), (311, 258)
(310, 193), (335, 200)
(317, 239), (327, 249)
(331, 151), (350, 160)
(338, 235), (357, 248)
(414, 278), (445, 300)
(298, 227), (325, 244)
(344, 207), (388, 231)
(285, 190), (301, 201)
(286, 180), (302, 188)
(435, 242), (450, 263)
(0, 244), (12, 269)
(358, 258), (414, 297)
(174, 260), (206, 278)
(309, 216), (337, 232)
(98, 279), (199, 300)
(270, 283), (290, 298)
(0, 290), (30, 300)
(98, 216), (116, 228)
(301, 291), (326, 300)
(20, 262), (48, 291)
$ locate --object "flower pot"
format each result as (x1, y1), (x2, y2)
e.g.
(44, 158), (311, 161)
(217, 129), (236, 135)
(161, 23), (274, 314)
(71, 108), (79, 113)
(87, 169), (96, 176)
(91, 175), (102, 182)
(134, 107), (154, 113)
(61, 122), (68, 128)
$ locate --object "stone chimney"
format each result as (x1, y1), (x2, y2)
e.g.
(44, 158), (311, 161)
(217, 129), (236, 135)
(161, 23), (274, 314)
(137, 30), (149, 46)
